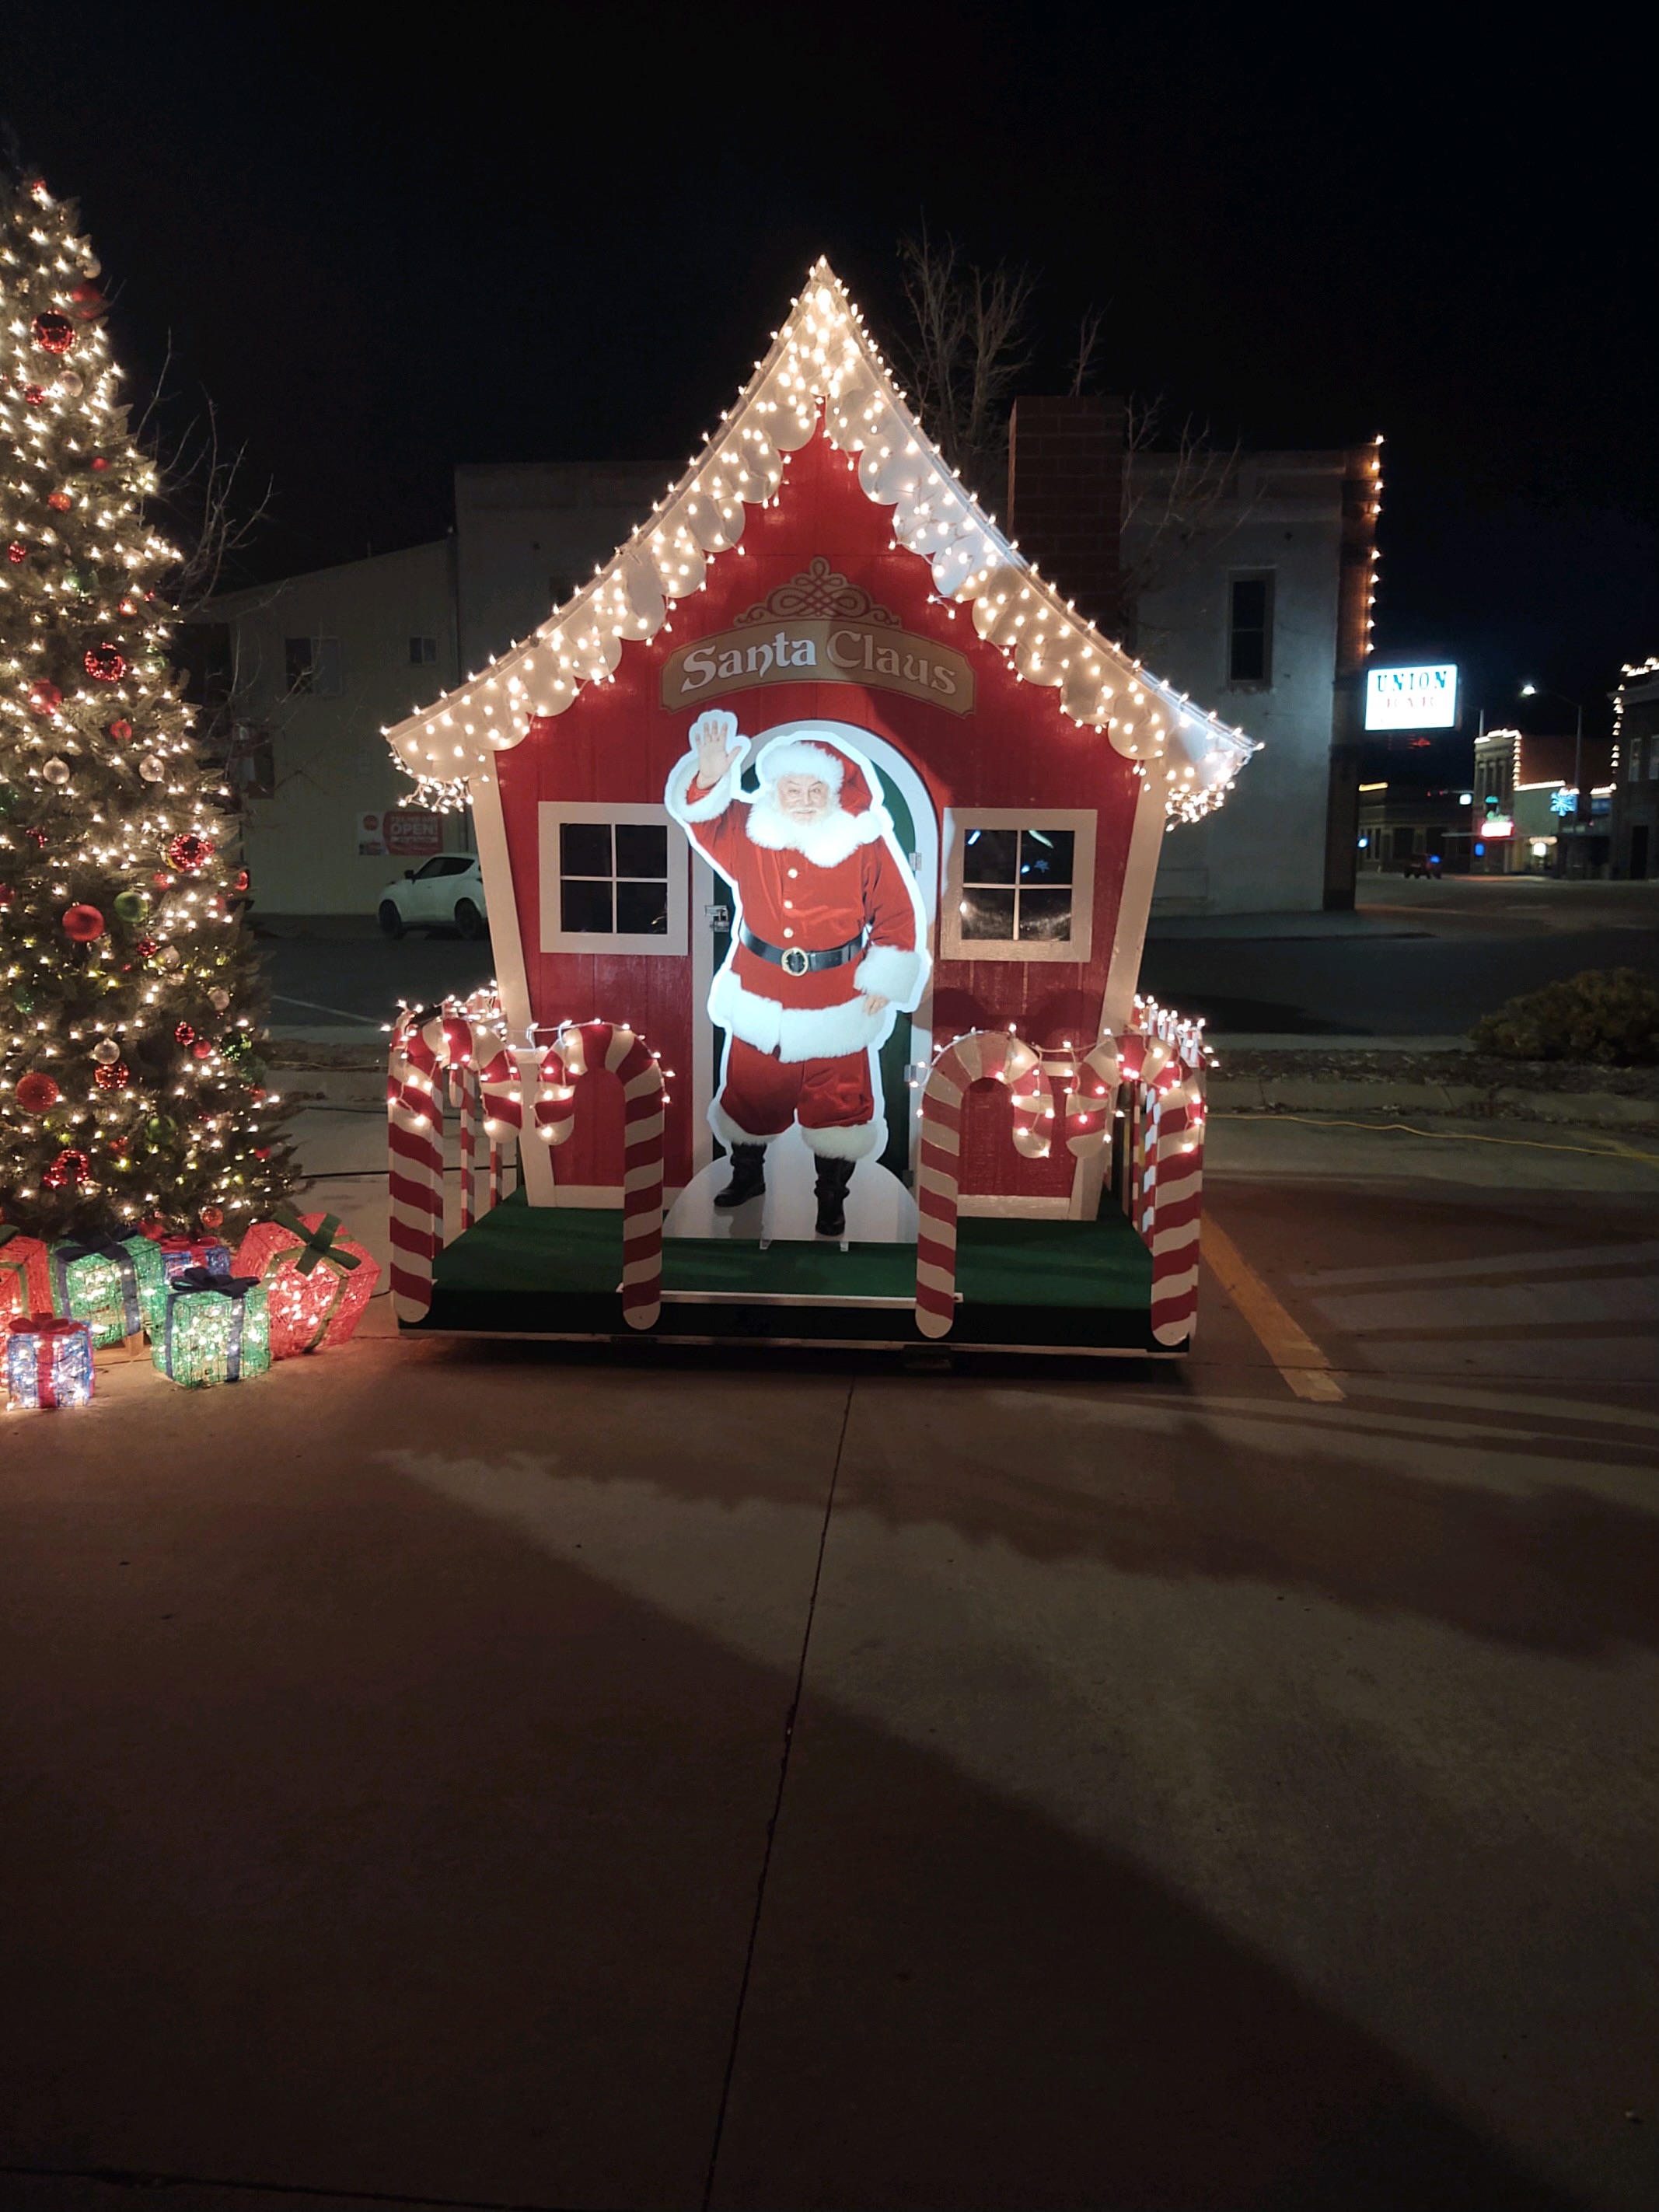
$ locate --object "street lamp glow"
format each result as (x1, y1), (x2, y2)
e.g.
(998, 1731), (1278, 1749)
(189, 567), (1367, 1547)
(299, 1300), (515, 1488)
(1520, 683), (1538, 696)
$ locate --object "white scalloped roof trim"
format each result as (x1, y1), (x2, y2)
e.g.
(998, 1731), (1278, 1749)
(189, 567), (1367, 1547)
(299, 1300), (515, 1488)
(385, 259), (1257, 823)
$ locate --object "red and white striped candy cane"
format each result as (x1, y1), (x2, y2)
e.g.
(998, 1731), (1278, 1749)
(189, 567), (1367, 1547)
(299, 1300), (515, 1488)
(388, 1011), (448, 1323)
(914, 1030), (1052, 1339)
(536, 1021), (666, 1330)
(1064, 1023), (1206, 1348)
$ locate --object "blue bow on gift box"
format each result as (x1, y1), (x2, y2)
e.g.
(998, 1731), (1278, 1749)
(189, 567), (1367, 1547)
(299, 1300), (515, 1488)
(163, 1267), (260, 1382)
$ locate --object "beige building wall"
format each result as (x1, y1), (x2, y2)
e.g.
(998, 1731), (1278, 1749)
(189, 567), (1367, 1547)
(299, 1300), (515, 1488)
(208, 540), (462, 915)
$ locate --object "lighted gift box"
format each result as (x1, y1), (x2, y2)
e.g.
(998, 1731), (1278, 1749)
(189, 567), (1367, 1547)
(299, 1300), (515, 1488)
(233, 1207), (379, 1358)
(0, 1225), (53, 1326)
(138, 1235), (232, 1335)
(50, 1233), (162, 1350)
(6, 1313), (96, 1410)
(152, 1267), (271, 1388)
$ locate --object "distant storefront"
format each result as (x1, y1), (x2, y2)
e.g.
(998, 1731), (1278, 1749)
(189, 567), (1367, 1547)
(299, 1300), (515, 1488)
(1356, 782), (1473, 874)
(1469, 727), (1615, 878)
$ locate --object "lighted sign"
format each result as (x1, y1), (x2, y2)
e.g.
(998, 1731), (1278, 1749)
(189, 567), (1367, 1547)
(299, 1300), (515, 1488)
(1482, 817), (1514, 838)
(1364, 663), (1459, 732)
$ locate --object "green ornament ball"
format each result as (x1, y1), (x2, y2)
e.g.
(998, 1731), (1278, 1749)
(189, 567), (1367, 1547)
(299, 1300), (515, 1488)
(145, 1113), (176, 1142)
(113, 889), (148, 924)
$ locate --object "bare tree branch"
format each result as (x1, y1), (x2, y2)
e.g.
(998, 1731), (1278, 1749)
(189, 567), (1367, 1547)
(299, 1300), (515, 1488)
(1119, 403), (1245, 613)
(896, 229), (1035, 507)
(1067, 303), (1108, 397)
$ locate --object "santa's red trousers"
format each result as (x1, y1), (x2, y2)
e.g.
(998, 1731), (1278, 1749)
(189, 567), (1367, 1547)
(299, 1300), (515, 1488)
(720, 1037), (874, 1141)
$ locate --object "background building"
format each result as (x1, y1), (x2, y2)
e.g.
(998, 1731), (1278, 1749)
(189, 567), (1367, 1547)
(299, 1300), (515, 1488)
(1611, 660), (1659, 880)
(1469, 726), (1616, 877)
(197, 428), (1378, 919)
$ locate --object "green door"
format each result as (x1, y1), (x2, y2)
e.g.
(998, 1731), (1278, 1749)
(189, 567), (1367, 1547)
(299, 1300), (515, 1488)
(707, 757), (922, 1185)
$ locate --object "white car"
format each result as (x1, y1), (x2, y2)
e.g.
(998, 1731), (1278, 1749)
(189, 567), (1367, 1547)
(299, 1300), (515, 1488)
(377, 854), (489, 939)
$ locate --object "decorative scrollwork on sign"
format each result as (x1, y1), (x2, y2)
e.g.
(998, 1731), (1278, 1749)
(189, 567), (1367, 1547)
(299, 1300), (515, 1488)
(737, 554), (899, 627)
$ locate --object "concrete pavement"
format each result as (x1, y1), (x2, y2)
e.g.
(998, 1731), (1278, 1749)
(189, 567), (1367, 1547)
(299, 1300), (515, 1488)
(3, 1109), (1657, 2210)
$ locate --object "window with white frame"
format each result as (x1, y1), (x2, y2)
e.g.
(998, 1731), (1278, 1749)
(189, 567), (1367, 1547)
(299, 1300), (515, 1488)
(538, 802), (686, 956)
(940, 810), (1096, 963)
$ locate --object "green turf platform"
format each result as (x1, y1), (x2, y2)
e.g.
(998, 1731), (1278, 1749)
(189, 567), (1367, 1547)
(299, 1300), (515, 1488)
(406, 1193), (1171, 1353)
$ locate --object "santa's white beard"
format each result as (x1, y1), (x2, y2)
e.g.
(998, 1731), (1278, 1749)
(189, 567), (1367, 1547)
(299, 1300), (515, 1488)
(744, 788), (882, 867)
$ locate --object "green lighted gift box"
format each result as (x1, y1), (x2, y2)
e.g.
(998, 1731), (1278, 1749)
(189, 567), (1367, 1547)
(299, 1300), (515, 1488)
(50, 1235), (164, 1350)
(153, 1268), (271, 1388)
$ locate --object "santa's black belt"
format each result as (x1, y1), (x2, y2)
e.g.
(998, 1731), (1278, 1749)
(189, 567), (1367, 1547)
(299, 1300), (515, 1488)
(739, 924), (864, 979)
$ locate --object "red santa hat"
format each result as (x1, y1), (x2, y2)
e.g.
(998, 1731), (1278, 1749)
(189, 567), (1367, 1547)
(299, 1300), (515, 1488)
(755, 735), (875, 816)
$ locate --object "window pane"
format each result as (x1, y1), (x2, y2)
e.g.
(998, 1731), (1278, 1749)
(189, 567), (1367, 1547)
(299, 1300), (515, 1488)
(283, 638), (313, 693)
(561, 821), (612, 878)
(1018, 829), (1074, 886)
(1228, 577), (1270, 683)
(959, 888), (1017, 939)
(414, 858), (450, 880)
(962, 827), (1018, 884)
(561, 879), (613, 933)
(615, 823), (668, 879)
(1017, 889), (1074, 942)
(616, 879), (669, 935)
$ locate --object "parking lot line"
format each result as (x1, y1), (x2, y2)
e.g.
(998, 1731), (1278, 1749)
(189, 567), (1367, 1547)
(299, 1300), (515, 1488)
(1201, 1218), (1346, 1403)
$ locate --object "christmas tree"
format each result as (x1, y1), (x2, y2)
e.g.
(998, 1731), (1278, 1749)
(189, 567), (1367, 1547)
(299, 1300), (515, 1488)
(0, 168), (294, 1242)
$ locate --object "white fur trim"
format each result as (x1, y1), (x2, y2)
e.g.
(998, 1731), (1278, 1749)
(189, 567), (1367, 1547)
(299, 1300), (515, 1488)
(665, 744), (748, 824)
(707, 1095), (790, 1149)
(756, 739), (844, 791)
(854, 942), (931, 1010)
(709, 966), (899, 1064)
(744, 789), (885, 865)
(802, 1118), (887, 1162)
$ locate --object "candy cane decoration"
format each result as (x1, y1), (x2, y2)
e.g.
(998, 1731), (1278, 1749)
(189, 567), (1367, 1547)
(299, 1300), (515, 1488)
(535, 1022), (665, 1330)
(915, 1030), (1052, 1339)
(1060, 1020), (1207, 1347)
(387, 1012), (446, 1323)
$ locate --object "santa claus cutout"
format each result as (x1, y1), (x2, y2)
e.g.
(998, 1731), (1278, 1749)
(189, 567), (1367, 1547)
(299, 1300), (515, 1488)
(665, 711), (931, 1236)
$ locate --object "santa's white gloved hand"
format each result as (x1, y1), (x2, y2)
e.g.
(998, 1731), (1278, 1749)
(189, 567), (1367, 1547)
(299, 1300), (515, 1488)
(691, 709), (742, 791)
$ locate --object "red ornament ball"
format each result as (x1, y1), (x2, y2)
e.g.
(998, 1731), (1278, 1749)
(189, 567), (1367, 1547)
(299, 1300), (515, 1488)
(84, 644), (127, 683)
(107, 718), (132, 742)
(16, 1071), (61, 1113)
(31, 311), (75, 355)
(47, 490), (72, 512)
(44, 1149), (90, 1190)
(232, 868), (250, 893)
(199, 1205), (224, 1230)
(253, 1147), (272, 1160)
(62, 903), (106, 942)
(89, 455), (109, 472)
(191, 1040), (214, 1060)
(0, 884), (12, 906)
(25, 828), (47, 850)
(173, 1021), (196, 1048)
(23, 385), (45, 407)
(28, 679), (61, 715)
(5, 542), (26, 565)
(138, 1215), (169, 1240)
(93, 1060), (130, 1091)
(167, 833), (214, 872)
(151, 870), (173, 889)
(69, 281), (104, 320)
(107, 1134), (129, 1155)
(133, 935), (158, 959)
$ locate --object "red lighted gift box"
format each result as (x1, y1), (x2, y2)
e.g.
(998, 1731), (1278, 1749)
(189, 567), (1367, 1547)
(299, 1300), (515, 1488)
(233, 1206), (379, 1357)
(0, 1225), (53, 1325)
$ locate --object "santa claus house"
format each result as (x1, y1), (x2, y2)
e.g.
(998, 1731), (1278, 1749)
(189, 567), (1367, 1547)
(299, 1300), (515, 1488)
(381, 263), (1256, 1357)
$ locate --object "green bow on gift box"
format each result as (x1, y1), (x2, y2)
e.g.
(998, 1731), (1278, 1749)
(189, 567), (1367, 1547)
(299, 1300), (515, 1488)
(269, 1204), (361, 1277)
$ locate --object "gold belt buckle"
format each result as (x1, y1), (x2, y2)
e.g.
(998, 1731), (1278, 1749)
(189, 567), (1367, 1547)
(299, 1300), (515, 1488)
(781, 946), (810, 977)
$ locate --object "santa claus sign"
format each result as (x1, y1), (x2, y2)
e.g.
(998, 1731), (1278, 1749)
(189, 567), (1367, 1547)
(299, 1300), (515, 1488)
(380, 262), (1254, 1354)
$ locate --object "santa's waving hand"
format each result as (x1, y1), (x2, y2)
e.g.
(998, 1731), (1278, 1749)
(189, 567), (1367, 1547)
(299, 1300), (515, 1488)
(665, 711), (931, 1235)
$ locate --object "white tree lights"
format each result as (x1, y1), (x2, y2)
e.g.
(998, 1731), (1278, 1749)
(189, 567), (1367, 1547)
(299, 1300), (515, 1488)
(386, 261), (1257, 823)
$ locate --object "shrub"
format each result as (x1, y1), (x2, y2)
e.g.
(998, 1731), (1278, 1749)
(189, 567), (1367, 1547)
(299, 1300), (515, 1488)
(1469, 967), (1659, 1065)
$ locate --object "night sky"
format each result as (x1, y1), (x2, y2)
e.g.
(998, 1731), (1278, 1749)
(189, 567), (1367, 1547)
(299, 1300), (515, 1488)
(7, 7), (1651, 754)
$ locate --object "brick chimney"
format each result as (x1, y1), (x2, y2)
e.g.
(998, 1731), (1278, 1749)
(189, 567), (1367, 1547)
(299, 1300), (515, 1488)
(1005, 395), (1126, 635)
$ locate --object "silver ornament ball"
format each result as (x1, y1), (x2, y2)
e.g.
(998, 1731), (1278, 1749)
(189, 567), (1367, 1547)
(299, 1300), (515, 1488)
(42, 756), (72, 785)
(138, 755), (166, 781)
(92, 1038), (120, 1064)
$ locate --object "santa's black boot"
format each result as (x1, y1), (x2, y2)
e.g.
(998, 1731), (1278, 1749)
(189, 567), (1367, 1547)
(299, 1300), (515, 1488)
(714, 1142), (767, 1209)
(813, 1157), (855, 1238)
